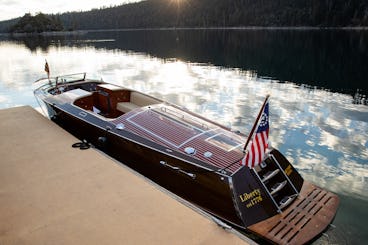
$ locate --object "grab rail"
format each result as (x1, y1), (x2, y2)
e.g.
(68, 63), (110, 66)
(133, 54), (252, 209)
(160, 160), (196, 179)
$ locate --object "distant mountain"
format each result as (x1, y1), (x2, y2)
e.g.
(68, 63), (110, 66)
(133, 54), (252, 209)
(1, 0), (367, 32)
(0, 18), (19, 33)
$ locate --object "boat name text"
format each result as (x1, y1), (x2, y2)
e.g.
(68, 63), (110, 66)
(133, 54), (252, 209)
(239, 189), (263, 208)
(239, 188), (263, 206)
(285, 164), (293, 176)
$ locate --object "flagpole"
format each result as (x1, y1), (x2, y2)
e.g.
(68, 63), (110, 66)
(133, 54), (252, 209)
(216, 94), (270, 173)
(242, 94), (270, 152)
(44, 59), (50, 83)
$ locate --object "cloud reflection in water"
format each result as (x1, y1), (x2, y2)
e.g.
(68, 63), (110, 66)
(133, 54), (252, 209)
(105, 50), (368, 201)
(0, 42), (367, 202)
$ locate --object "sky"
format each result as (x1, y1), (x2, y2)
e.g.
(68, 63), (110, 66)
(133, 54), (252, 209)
(0, 0), (142, 21)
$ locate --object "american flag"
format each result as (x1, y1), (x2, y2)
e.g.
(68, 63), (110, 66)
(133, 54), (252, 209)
(242, 98), (269, 168)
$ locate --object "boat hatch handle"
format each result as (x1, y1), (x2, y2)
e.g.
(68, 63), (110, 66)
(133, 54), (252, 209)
(160, 161), (196, 179)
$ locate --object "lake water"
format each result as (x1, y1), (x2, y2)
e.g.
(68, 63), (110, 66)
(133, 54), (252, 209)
(1, 29), (367, 244)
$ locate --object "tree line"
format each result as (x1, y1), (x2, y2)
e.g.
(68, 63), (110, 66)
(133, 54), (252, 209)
(1, 0), (367, 32)
(8, 13), (63, 33)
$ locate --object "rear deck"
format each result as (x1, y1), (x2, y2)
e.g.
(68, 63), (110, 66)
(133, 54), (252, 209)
(0, 106), (253, 245)
(112, 104), (245, 173)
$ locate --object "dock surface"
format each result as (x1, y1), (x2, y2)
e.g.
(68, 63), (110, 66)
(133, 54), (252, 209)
(0, 106), (251, 245)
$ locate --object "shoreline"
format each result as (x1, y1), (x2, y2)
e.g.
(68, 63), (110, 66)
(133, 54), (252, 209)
(1, 26), (368, 35)
(83, 26), (368, 32)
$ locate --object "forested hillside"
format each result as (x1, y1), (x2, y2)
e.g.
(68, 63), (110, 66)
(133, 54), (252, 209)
(1, 0), (367, 32)
(9, 13), (63, 33)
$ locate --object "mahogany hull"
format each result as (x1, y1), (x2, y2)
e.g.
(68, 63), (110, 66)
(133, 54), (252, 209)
(49, 104), (244, 227)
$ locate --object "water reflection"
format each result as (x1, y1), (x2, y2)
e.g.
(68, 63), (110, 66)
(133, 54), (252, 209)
(3, 29), (368, 102)
(0, 33), (367, 243)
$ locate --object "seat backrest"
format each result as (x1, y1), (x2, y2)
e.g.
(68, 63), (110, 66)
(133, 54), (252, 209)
(130, 92), (160, 107)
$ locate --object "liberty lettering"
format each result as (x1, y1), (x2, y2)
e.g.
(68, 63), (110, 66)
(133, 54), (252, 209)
(239, 189), (261, 203)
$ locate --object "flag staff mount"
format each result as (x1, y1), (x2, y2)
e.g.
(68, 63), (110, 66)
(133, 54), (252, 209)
(216, 94), (270, 173)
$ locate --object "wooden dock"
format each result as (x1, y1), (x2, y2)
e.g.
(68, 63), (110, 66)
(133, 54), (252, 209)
(0, 106), (253, 245)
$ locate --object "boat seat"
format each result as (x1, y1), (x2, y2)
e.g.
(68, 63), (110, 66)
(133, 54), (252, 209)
(117, 91), (160, 113)
(117, 102), (140, 112)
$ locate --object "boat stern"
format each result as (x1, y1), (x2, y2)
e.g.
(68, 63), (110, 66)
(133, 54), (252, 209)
(229, 149), (339, 244)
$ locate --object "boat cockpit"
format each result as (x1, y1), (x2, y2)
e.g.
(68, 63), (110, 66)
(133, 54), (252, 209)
(72, 83), (162, 118)
(34, 73), (162, 119)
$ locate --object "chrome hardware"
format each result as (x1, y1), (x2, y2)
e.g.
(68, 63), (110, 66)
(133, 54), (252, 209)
(184, 147), (196, 155)
(270, 180), (287, 195)
(253, 154), (300, 212)
(253, 168), (281, 213)
(160, 161), (179, 170)
(184, 172), (196, 179)
(270, 154), (299, 194)
(116, 123), (124, 130)
(79, 111), (87, 117)
(279, 194), (298, 209)
(219, 169), (228, 175)
(204, 151), (213, 158)
(160, 161), (196, 179)
(262, 169), (280, 182)
(260, 161), (267, 169)
(212, 216), (232, 230)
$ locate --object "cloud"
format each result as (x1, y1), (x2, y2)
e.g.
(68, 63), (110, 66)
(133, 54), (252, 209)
(0, 0), (142, 21)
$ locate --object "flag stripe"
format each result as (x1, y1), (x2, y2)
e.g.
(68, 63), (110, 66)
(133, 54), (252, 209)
(257, 134), (263, 162)
(251, 144), (256, 168)
(254, 139), (260, 167)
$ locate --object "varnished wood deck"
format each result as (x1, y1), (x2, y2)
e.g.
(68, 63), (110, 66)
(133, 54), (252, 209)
(112, 105), (245, 173)
(0, 106), (253, 245)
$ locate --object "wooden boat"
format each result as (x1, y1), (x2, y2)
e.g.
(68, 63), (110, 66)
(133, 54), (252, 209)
(34, 73), (339, 244)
